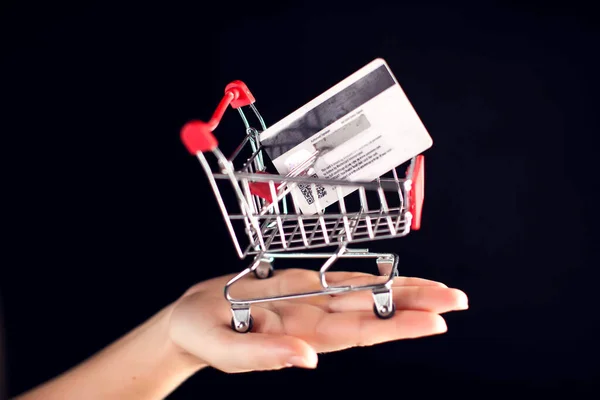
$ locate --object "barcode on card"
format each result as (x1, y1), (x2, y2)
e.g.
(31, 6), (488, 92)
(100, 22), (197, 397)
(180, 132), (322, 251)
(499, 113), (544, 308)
(298, 174), (327, 205)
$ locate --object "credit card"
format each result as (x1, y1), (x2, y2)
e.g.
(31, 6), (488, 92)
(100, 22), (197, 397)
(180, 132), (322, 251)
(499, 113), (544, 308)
(259, 58), (433, 214)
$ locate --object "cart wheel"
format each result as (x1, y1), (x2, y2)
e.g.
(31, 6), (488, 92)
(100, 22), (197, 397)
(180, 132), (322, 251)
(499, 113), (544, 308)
(375, 255), (396, 277)
(230, 315), (254, 333)
(253, 260), (274, 279)
(373, 302), (396, 319)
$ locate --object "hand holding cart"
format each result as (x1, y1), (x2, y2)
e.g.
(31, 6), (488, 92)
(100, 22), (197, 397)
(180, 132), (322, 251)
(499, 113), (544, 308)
(181, 81), (425, 333)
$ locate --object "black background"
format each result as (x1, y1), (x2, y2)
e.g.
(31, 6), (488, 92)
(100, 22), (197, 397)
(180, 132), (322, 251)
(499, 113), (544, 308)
(1, 1), (598, 397)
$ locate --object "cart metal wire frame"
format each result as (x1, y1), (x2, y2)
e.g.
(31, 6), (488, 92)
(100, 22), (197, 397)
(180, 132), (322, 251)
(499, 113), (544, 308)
(181, 81), (426, 333)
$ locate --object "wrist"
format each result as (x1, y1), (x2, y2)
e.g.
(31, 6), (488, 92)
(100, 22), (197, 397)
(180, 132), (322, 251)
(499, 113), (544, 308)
(160, 303), (208, 373)
(15, 303), (208, 400)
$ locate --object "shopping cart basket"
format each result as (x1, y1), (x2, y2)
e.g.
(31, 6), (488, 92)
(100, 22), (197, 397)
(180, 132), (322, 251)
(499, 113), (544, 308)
(181, 80), (426, 333)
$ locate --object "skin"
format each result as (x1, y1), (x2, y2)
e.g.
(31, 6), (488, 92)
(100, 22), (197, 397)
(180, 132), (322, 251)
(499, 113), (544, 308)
(14, 269), (468, 399)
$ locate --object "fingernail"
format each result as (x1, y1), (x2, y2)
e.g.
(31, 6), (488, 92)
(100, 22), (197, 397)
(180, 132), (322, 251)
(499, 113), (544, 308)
(456, 290), (469, 310)
(436, 316), (448, 333)
(287, 353), (318, 369)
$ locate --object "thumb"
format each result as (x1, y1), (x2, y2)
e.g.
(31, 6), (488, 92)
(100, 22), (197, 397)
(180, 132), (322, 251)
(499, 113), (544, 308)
(207, 327), (318, 372)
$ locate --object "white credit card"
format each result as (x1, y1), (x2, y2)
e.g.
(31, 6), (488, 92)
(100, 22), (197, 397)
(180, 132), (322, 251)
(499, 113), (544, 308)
(259, 58), (433, 214)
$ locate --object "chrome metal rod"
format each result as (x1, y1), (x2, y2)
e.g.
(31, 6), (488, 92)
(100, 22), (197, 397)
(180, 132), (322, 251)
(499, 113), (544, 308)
(227, 210), (404, 220)
(224, 251), (398, 306)
(319, 244), (347, 288)
(212, 173), (407, 192)
(197, 152), (244, 258)
(265, 251), (394, 259)
(228, 283), (391, 306)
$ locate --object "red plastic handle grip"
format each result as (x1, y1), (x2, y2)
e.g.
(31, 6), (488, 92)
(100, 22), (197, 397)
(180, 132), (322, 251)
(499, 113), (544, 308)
(225, 81), (255, 109)
(408, 155), (425, 230)
(180, 81), (255, 154)
(181, 121), (218, 154)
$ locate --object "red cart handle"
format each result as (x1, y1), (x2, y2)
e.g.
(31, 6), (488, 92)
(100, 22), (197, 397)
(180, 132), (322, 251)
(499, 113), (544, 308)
(181, 81), (255, 154)
(408, 155), (425, 230)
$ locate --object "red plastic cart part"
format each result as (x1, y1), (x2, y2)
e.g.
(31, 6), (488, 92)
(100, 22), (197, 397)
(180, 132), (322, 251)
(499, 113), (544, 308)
(248, 172), (281, 204)
(408, 155), (425, 230)
(181, 81), (255, 154)
(225, 80), (256, 109)
(181, 121), (218, 153)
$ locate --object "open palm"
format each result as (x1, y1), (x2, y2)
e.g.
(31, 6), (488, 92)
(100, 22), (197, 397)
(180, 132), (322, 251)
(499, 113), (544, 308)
(168, 269), (468, 373)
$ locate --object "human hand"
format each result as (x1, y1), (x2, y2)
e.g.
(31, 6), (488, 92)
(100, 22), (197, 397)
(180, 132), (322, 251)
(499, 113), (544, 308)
(168, 269), (468, 373)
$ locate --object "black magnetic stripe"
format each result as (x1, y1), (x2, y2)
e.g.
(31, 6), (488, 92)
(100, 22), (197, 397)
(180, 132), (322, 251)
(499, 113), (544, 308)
(261, 64), (395, 160)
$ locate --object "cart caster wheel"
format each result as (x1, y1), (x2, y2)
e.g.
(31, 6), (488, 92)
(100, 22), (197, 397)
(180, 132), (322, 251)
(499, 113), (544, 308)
(373, 302), (396, 319)
(231, 315), (254, 333)
(372, 289), (395, 319)
(253, 260), (274, 279)
(376, 256), (394, 277)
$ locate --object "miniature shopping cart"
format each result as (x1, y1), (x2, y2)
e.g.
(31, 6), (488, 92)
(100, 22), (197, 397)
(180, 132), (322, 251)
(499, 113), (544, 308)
(181, 80), (425, 333)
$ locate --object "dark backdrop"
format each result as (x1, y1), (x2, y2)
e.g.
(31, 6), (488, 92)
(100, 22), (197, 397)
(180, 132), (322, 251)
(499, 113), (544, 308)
(1, 1), (598, 397)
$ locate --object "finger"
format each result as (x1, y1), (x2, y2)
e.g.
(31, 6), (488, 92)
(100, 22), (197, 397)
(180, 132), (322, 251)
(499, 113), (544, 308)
(222, 268), (448, 300)
(320, 271), (373, 284)
(265, 271), (447, 296)
(314, 310), (447, 351)
(203, 326), (318, 373)
(326, 274), (448, 288)
(226, 272), (451, 312)
(327, 286), (469, 313)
